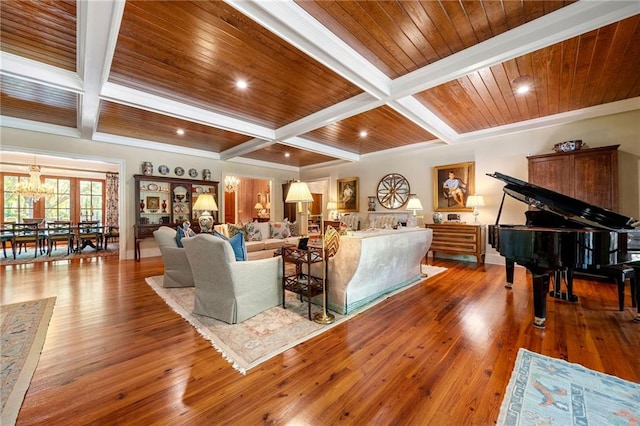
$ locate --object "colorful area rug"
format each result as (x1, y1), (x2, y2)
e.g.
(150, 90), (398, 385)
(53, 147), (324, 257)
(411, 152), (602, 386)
(1, 244), (118, 266)
(1, 297), (56, 426)
(498, 348), (640, 425)
(146, 264), (446, 374)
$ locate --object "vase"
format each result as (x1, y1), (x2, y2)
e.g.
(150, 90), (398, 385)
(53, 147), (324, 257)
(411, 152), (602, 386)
(141, 161), (153, 176)
(161, 199), (167, 213)
(432, 212), (443, 224)
(140, 199), (145, 213)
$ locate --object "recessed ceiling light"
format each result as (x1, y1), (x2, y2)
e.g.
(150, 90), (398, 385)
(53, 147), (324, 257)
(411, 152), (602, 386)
(511, 75), (533, 95)
(236, 80), (248, 89)
(359, 130), (368, 138)
(176, 128), (185, 135)
(284, 153), (290, 158)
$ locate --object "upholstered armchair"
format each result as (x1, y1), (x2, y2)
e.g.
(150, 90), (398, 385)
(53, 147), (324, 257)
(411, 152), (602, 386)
(182, 234), (283, 324)
(152, 226), (194, 288)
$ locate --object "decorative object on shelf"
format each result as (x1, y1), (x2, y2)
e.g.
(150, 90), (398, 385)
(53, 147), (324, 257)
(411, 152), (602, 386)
(192, 193), (218, 233)
(367, 196), (376, 211)
(161, 199), (167, 213)
(188, 168), (198, 178)
(174, 166), (185, 176)
(202, 169), (211, 180)
(173, 186), (188, 202)
(158, 164), (169, 175)
(146, 196), (160, 211)
(433, 161), (475, 212)
(147, 183), (158, 191)
(12, 159), (54, 201)
(142, 161), (153, 176)
(432, 212), (443, 224)
(140, 199), (145, 213)
(376, 173), (410, 209)
(224, 175), (240, 192)
(337, 177), (359, 212)
(465, 195), (485, 223)
(553, 139), (584, 153)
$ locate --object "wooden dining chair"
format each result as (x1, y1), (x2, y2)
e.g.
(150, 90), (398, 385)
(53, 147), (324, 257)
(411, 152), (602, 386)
(76, 221), (104, 253)
(1, 222), (14, 258)
(47, 221), (75, 256)
(18, 218), (47, 255)
(10, 223), (45, 259)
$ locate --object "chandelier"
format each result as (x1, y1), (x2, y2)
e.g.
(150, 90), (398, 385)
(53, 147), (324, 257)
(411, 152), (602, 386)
(13, 164), (54, 201)
(224, 176), (240, 193)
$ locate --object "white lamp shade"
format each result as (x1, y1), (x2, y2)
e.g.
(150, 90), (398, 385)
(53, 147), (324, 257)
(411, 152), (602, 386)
(326, 201), (337, 211)
(406, 196), (423, 211)
(254, 202), (264, 210)
(286, 181), (313, 203)
(465, 195), (485, 208)
(192, 193), (218, 212)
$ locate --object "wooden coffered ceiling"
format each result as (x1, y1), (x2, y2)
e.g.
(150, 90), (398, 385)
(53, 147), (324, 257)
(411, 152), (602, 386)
(1, 1), (638, 170)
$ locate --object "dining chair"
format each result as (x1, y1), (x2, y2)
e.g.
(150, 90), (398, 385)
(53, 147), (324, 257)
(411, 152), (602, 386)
(76, 220), (104, 253)
(10, 223), (45, 259)
(18, 218), (47, 255)
(1, 222), (14, 258)
(103, 226), (119, 250)
(46, 221), (75, 256)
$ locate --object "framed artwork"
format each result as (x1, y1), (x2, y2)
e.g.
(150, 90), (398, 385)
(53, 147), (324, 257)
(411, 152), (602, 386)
(337, 177), (359, 212)
(433, 162), (475, 212)
(146, 196), (160, 211)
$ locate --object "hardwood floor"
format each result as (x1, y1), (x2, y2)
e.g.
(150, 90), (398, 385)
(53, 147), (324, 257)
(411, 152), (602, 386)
(2, 257), (638, 425)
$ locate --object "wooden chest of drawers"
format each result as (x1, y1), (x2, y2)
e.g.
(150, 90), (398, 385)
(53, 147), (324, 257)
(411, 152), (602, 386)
(425, 223), (486, 264)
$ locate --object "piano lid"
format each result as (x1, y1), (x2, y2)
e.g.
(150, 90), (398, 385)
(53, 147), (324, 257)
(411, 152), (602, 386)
(488, 171), (636, 231)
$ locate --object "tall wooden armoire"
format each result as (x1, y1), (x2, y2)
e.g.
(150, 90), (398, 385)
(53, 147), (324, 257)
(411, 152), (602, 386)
(527, 144), (619, 211)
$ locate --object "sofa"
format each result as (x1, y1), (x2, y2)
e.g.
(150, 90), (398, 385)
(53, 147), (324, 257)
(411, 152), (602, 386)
(214, 221), (299, 260)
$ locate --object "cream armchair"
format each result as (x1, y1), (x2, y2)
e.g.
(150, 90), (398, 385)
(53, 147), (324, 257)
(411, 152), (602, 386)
(152, 226), (194, 288)
(182, 234), (283, 324)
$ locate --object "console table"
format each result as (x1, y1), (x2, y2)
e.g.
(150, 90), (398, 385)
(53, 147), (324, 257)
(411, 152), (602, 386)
(425, 223), (485, 264)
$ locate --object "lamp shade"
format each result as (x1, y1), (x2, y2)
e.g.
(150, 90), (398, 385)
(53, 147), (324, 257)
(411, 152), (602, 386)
(406, 196), (423, 212)
(254, 202), (264, 210)
(326, 201), (337, 211)
(465, 195), (485, 208)
(192, 193), (218, 212)
(285, 181), (313, 203)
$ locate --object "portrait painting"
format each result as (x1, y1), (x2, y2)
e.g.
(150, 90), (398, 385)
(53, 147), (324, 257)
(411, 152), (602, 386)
(337, 177), (359, 212)
(146, 196), (160, 211)
(433, 162), (475, 212)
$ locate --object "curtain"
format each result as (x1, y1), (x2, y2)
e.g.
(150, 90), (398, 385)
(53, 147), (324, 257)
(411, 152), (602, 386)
(105, 172), (119, 227)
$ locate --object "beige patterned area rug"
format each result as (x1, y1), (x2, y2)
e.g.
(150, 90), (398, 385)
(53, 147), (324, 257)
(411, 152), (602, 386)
(1, 244), (119, 266)
(1, 297), (56, 426)
(146, 265), (447, 374)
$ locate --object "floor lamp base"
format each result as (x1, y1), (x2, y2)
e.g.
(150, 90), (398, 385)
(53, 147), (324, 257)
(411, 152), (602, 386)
(313, 311), (335, 324)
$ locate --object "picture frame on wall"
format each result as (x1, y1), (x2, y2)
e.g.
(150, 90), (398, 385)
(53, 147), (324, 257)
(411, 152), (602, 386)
(146, 196), (160, 211)
(337, 177), (359, 212)
(433, 162), (475, 212)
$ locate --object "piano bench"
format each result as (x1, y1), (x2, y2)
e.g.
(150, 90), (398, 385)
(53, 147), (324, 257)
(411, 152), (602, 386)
(600, 265), (637, 311)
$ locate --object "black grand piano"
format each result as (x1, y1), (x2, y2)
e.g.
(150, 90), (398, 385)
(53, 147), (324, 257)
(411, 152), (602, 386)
(487, 171), (639, 328)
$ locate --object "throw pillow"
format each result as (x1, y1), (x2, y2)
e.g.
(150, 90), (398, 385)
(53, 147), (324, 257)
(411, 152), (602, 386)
(270, 221), (291, 239)
(324, 225), (340, 258)
(175, 226), (195, 248)
(289, 221), (300, 237)
(244, 222), (262, 242)
(213, 229), (247, 261)
(228, 222), (244, 238)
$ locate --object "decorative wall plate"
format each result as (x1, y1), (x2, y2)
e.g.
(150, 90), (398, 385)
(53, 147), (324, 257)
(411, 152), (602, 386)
(188, 168), (198, 178)
(174, 167), (185, 176)
(158, 165), (169, 175)
(147, 183), (159, 191)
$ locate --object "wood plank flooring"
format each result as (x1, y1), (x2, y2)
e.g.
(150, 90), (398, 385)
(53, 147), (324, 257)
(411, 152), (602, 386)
(2, 256), (638, 425)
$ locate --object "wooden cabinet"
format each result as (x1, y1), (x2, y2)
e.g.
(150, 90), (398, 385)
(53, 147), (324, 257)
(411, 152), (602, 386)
(425, 223), (486, 264)
(527, 145), (619, 211)
(134, 174), (219, 260)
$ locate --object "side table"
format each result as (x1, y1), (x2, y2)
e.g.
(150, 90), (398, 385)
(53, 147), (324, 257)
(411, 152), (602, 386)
(281, 245), (325, 320)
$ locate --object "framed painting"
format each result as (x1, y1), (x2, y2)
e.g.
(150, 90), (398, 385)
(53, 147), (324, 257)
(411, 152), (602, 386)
(146, 196), (160, 211)
(337, 177), (359, 212)
(433, 162), (475, 212)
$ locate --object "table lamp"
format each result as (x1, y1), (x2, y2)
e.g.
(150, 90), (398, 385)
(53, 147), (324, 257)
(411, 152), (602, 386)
(466, 195), (485, 223)
(406, 195), (423, 216)
(192, 193), (218, 233)
(326, 201), (338, 220)
(254, 202), (264, 216)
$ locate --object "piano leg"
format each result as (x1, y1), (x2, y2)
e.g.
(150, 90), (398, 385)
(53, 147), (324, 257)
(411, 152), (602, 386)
(549, 268), (579, 302)
(504, 259), (515, 289)
(531, 271), (550, 328)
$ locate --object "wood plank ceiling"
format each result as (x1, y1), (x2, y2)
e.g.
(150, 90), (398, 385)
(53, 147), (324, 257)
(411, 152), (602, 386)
(1, 1), (638, 169)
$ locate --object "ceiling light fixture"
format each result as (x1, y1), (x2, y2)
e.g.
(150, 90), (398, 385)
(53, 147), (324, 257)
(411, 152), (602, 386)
(13, 158), (54, 201)
(176, 128), (185, 135)
(224, 176), (240, 193)
(511, 75), (533, 95)
(359, 130), (368, 138)
(284, 153), (290, 158)
(236, 80), (248, 89)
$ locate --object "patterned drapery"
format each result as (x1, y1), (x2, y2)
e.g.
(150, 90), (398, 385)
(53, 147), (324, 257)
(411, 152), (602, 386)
(105, 172), (119, 227)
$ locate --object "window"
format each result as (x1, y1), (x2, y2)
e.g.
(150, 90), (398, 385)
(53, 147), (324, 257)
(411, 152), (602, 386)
(2, 174), (34, 222)
(44, 178), (71, 221)
(79, 180), (103, 222)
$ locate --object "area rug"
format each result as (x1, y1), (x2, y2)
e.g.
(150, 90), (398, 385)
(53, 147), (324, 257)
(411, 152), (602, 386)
(498, 348), (640, 425)
(1, 244), (118, 266)
(145, 264), (446, 374)
(1, 297), (56, 426)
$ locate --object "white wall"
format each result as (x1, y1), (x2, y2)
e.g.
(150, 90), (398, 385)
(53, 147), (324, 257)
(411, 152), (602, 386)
(301, 110), (640, 264)
(0, 127), (299, 259)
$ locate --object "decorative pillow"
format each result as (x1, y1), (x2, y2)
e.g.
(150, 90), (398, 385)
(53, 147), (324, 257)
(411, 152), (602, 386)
(244, 222), (263, 242)
(175, 226), (195, 248)
(288, 221), (300, 237)
(270, 221), (291, 239)
(228, 222), (244, 238)
(213, 229), (247, 261)
(324, 226), (340, 258)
